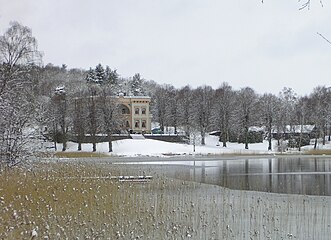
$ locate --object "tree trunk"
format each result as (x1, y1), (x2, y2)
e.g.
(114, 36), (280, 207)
(223, 141), (227, 147)
(268, 120), (272, 151)
(92, 133), (96, 152)
(244, 114), (249, 150)
(108, 132), (113, 152)
(244, 124), (249, 150)
(53, 125), (57, 151)
(201, 131), (205, 145)
(62, 127), (66, 152)
(298, 121), (303, 152)
(314, 137), (318, 150)
(323, 125), (326, 145)
(222, 127), (227, 147)
(62, 141), (66, 152)
(92, 142), (96, 152)
(245, 129), (249, 150)
(268, 131), (272, 151)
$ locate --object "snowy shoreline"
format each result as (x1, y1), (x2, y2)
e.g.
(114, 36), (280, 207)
(52, 135), (331, 158)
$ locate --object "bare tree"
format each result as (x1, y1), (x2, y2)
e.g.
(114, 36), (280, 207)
(73, 96), (86, 151)
(309, 86), (329, 149)
(52, 88), (69, 151)
(177, 85), (193, 138)
(152, 85), (172, 132)
(191, 86), (214, 145)
(278, 87), (297, 144)
(0, 22), (42, 167)
(295, 96), (309, 151)
(164, 86), (180, 134)
(258, 93), (279, 151)
(213, 83), (235, 147)
(86, 85), (101, 152)
(0, 22), (42, 96)
(236, 87), (258, 150)
(99, 86), (121, 152)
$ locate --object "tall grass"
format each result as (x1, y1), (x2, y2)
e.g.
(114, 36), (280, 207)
(54, 151), (110, 158)
(305, 149), (331, 155)
(1, 161), (331, 239)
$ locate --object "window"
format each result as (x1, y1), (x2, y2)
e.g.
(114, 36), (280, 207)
(142, 108), (146, 115)
(135, 120), (140, 128)
(135, 108), (139, 115)
(142, 120), (146, 128)
(126, 121), (130, 128)
(121, 104), (130, 114)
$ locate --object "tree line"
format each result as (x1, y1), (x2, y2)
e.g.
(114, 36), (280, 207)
(1, 22), (330, 167)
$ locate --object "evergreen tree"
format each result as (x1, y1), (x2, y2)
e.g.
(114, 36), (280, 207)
(131, 73), (143, 96)
(94, 63), (105, 84)
(85, 67), (96, 83)
(105, 66), (119, 85)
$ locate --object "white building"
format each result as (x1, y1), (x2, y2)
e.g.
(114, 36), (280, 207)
(117, 95), (152, 133)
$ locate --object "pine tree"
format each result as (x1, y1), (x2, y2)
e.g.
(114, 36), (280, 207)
(105, 66), (119, 85)
(85, 68), (96, 83)
(94, 63), (105, 84)
(131, 73), (143, 96)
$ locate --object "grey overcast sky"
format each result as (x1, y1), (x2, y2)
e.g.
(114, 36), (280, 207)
(0, 0), (331, 95)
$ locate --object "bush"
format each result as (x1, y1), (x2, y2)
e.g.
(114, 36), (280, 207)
(287, 135), (310, 148)
(238, 131), (263, 144)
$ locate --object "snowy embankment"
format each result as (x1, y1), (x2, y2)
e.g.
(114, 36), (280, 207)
(56, 135), (331, 157)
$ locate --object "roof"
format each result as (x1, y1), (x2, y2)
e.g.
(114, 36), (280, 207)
(272, 125), (315, 134)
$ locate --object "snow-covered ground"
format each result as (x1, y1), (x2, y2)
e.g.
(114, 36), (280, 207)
(56, 135), (331, 157)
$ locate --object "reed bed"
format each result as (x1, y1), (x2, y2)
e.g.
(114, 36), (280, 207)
(0, 161), (330, 239)
(54, 151), (110, 158)
(305, 149), (331, 155)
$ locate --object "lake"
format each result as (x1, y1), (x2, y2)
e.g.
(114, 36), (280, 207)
(115, 156), (331, 196)
(32, 156), (331, 239)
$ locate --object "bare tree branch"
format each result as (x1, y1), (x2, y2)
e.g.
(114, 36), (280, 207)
(317, 32), (331, 45)
(299, 0), (311, 10)
(299, 0), (324, 10)
(261, 0), (323, 10)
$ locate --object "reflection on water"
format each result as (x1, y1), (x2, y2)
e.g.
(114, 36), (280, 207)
(148, 157), (331, 196)
(185, 157), (331, 196)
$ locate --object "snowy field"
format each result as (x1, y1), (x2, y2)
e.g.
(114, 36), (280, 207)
(56, 135), (331, 157)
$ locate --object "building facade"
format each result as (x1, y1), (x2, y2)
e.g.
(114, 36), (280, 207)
(117, 95), (152, 134)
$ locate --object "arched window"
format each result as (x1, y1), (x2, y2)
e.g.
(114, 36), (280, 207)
(135, 108), (140, 115)
(142, 120), (146, 128)
(142, 108), (146, 115)
(135, 120), (140, 128)
(120, 104), (130, 114)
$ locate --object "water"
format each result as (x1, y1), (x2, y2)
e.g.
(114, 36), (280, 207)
(189, 157), (331, 196)
(117, 156), (331, 196)
(36, 156), (331, 239)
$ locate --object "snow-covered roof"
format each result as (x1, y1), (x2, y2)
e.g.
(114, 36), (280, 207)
(249, 126), (265, 132)
(119, 95), (151, 99)
(272, 125), (315, 134)
(55, 86), (65, 95)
